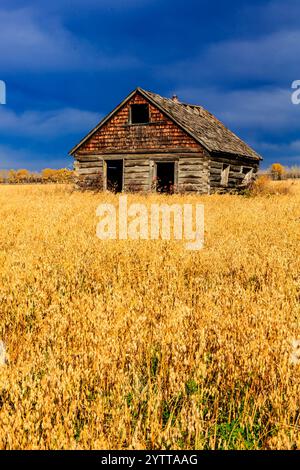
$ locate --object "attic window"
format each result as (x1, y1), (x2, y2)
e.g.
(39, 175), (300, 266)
(221, 164), (230, 186)
(130, 104), (149, 124)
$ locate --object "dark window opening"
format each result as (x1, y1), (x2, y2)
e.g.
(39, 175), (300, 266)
(106, 160), (123, 192)
(130, 104), (150, 124)
(156, 162), (175, 194)
(242, 166), (252, 174)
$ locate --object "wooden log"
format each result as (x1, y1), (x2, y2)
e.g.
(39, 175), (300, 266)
(125, 162), (150, 168)
(75, 161), (103, 169)
(76, 168), (101, 176)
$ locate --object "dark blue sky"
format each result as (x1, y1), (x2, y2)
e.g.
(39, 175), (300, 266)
(0, 0), (300, 170)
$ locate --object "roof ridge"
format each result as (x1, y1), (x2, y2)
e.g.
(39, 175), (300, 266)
(138, 88), (206, 110)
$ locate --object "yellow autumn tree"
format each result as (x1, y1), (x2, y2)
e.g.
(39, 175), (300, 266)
(42, 168), (74, 183)
(15, 169), (30, 183)
(8, 169), (17, 184)
(42, 168), (58, 183)
(56, 168), (74, 183)
(271, 163), (285, 180)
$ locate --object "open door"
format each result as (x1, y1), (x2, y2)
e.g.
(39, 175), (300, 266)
(156, 162), (175, 193)
(106, 160), (123, 192)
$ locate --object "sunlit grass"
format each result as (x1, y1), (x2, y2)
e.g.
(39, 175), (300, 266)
(0, 183), (300, 449)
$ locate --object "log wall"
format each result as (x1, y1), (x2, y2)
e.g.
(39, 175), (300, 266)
(124, 158), (150, 192)
(74, 153), (212, 192)
(178, 155), (210, 193)
(73, 153), (260, 193)
(209, 154), (259, 193)
(74, 155), (103, 190)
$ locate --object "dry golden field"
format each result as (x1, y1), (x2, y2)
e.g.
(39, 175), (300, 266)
(0, 181), (300, 450)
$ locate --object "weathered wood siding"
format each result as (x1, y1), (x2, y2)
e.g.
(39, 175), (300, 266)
(124, 157), (150, 192)
(209, 154), (259, 193)
(73, 150), (259, 193)
(178, 154), (210, 193)
(74, 155), (103, 189)
(77, 93), (202, 154)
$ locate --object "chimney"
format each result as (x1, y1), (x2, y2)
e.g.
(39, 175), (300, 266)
(171, 94), (179, 103)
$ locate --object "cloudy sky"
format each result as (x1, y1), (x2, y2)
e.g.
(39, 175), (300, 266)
(0, 0), (300, 170)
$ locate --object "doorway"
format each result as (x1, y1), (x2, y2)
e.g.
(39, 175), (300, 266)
(106, 160), (123, 192)
(156, 162), (175, 193)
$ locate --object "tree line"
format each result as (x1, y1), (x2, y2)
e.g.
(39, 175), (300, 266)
(268, 163), (300, 180)
(0, 168), (74, 184)
(1, 163), (300, 185)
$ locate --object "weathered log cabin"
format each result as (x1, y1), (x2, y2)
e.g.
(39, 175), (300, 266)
(70, 87), (262, 193)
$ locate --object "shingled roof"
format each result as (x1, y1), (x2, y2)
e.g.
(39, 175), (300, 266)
(140, 88), (261, 161)
(70, 87), (262, 160)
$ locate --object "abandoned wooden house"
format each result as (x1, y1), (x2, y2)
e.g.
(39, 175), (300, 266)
(70, 87), (262, 193)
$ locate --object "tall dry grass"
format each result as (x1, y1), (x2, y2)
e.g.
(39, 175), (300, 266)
(0, 183), (300, 449)
(249, 175), (297, 196)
